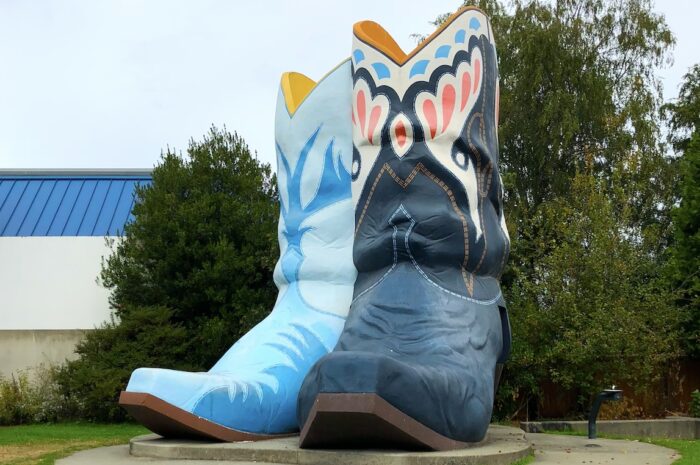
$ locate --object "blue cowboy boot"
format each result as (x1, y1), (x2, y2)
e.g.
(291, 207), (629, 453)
(297, 7), (512, 450)
(120, 61), (356, 441)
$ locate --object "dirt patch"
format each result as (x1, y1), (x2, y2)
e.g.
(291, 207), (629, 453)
(0, 440), (108, 465)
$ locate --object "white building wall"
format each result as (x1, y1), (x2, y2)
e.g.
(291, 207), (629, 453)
(0, 236), (115, 330)
(0, 330), (86, 378)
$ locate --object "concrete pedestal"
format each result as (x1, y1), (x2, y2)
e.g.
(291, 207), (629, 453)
(129, 425), (532, 465)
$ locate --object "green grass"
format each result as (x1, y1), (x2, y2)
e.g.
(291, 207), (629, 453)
(542, 429), (700, 464)
(509, 453), (535, 465)
(647, 439), (700, 465)
(0, 423), (147, 465)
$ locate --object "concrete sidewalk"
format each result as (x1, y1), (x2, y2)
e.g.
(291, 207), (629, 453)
(56, 431), (681, 465)
(525, 432), (679, 464)
(56, 445), (273, 465)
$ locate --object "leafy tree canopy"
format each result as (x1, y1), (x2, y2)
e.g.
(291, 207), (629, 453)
(664, 64), (700, 152)
(430, 0), (682, 418)
(667, 130), (700, 356)
(663, 63), (700, 357)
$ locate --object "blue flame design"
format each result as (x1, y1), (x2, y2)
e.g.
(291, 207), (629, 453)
(193, 322), (334, 434)
(276, 125), (352, 286)
(189, 125), (353, 434)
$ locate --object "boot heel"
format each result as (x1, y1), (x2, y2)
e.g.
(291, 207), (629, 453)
(299, 393), (478, 451)
(495, 306), (511, 398)
(494, 363), (504, 398)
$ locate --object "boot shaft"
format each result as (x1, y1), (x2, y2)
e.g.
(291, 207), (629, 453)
(273, 61), (357, 317)
(350, 7), (509, 300)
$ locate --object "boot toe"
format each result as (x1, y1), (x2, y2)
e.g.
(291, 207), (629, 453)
(125, 368), (213, 412)
(298, 350), (492, 442)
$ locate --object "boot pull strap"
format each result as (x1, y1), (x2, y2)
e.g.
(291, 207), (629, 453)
(497, 305), (511, 364)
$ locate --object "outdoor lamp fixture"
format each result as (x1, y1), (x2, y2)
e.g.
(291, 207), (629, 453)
(588, 385), (623, 439)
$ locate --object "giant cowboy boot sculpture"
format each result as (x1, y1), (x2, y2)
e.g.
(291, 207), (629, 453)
(297, 7), (512, 450)
(120, 61), (356, 441)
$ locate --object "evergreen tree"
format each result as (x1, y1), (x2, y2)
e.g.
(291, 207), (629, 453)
(664, 65), (700, 357)
(58, 127), (279, 421)
(669, 131), (700, 357)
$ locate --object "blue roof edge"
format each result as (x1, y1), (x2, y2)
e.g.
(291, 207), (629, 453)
(0, 169), (152, 178)
(0, 173), (153, 237)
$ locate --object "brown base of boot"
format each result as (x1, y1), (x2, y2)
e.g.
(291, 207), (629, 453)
(119, 391), (295, 442)
(299, 393), (484, 451)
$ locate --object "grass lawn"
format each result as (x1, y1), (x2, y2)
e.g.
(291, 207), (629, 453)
(543, 429), (700, 465)
(644, 439), (699, 465)
(0, 423), (147, 465)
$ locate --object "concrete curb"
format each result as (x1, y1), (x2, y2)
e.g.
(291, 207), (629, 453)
(521, 416), (700, 439)
(129, 425), (532, 465)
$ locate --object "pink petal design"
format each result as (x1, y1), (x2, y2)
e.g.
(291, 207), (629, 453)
(395, 119), (407, 148)
(367, 106), (382, 144)
(460, 71), (472, 111)
(442, 84), (456, 133)
(473, 59), (481, 93)
(357, 90), (366, 136)
(423, 99), (438, 139)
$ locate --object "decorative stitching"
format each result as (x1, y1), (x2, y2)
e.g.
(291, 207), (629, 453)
(353, 37), (507, 291)
(401, 204), (496, 303)
(355, 161), (473, 295)
(351, 205), (401, 303)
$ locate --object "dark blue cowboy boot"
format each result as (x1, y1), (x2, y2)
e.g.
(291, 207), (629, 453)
(297, 6), (511, 450)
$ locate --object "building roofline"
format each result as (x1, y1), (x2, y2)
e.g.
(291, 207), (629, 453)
(0, 168), (152, 177)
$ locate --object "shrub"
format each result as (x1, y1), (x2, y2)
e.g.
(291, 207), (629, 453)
(691, 390), (700, 418)
(57, 307), (192, 421)
(495, 174), (682, 419)
(0, 365), (77, 425)
(0, 372), (34, 425)
(598, 397), (646, 420)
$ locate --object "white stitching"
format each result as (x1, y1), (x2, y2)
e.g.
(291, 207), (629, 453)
(400, 205), (501, 305)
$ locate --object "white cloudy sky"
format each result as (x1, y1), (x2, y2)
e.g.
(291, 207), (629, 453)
(1, 0), (697, 170)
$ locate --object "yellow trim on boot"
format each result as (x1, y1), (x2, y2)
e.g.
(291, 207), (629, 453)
(353, 5), (486, 65)
(281, 72), (316, 115)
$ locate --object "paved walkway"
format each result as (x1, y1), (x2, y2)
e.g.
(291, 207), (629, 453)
(57, 445), (252, 465)
(56, 432), (680, 465)
(525, 433), (679, 464)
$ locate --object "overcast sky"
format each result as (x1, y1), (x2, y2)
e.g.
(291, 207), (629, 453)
(1, 0), (697, 170)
